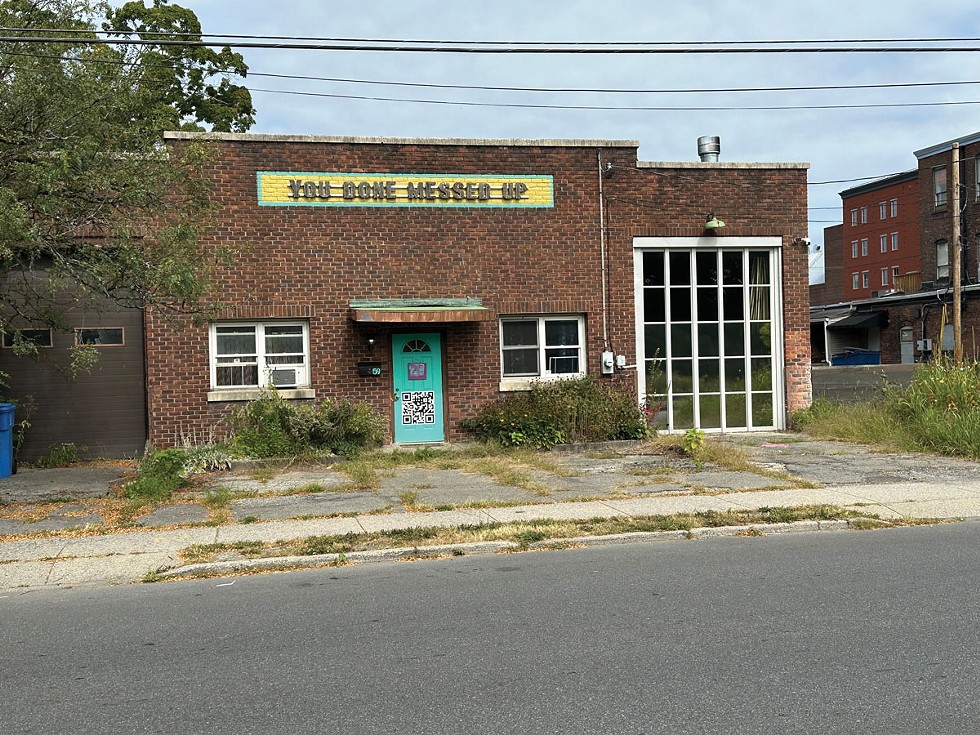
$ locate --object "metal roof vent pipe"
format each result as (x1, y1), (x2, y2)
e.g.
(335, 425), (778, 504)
(697, 135), (721, 162)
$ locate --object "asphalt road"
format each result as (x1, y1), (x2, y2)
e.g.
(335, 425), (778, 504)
(4, 522), (980, 734)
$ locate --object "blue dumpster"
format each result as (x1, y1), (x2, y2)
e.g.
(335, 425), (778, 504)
(0, 403), (14, 478)
(831, 349), (881, 366)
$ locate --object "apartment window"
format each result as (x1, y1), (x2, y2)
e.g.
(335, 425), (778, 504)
(500, 316), (584, 380)
(862, 271), (869, 288)
(937, 240), (950, 280)
(879, 202), (887, 220)
(891, 233), (899, 251)
(75, 328), (124, 346)
(934, 166), (948, 207)
(850, 209), (858, 226)
(210, 322), (309, 389)
(860, 206), (868, 224)
(861, 238), (868, 256)
(852, 272), (859, 290)
(2, 328), (52, 349)
(851, 241), (858, 258)
(890, 198), (898, 217)
(881, 268), (889, 286)
(880, 235), (888, 253)
(892, 266), (900, 280)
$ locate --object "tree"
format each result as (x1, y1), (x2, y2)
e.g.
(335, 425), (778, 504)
(0, 0), (253, 347)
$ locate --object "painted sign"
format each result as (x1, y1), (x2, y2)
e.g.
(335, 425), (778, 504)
(257, 172), (554, 208)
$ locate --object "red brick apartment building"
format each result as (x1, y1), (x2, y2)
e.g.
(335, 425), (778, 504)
(143, 133), (809, 446)
(840, 171), (920, 301)
(0, 133), (812, 458)
(811, 130), (980, 366)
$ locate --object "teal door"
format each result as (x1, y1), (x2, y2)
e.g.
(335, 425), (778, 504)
(392, 333), (445, 443)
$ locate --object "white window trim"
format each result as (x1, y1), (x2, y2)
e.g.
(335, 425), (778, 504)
(207, 321), (313, 401)
(937, 241), (950, 279)
(879, 235), (887, 253)
(881, 268), (889, 286)
(891, 232), (899, 251)
(852, 272), (859, 290)
(862, 271), (869, 288)
(879, 202), (887, 220)
(499, 314), (586, 392)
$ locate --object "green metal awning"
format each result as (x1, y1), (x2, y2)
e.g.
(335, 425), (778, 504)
(349, 298), (495, 323)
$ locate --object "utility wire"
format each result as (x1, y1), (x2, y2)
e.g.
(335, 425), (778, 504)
(5, 35), (980, 53)
(248, 86), (980, 112)
(11, 46), (980, 97)
(4, 29), (980, 46)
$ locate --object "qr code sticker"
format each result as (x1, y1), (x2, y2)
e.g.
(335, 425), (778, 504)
(402, 390), (435, 425)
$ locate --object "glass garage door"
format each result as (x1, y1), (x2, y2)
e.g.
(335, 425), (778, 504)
(637, 246), (783, 432)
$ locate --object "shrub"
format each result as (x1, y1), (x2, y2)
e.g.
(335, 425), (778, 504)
(227, 389), (385, 458)
(125, 448), (190, 501)
(31, 442), (84, 468)
(462, 376), (650, 449)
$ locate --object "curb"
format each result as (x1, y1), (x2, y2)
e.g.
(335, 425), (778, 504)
(154, 519), (855, 581)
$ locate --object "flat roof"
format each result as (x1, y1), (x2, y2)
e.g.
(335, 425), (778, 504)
(164, 132), (639, 148)
(839, 169), (918, 198)
(637, 161), (809, 170)
(914, 130), (980, 159)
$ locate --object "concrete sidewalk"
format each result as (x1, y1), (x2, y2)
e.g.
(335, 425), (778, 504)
(4, 434), (980, 590)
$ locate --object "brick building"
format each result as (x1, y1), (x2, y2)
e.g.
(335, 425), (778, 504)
(32, 133), (781, 448)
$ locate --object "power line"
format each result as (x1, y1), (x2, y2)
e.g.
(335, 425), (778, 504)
(5, 29), (980, 46)
(810, 172), (910, 185)
(12, 46), (980, 97)
(247, 86), (980, 112)
(6, 35), (980, 54)
(246, 71), (980, 96)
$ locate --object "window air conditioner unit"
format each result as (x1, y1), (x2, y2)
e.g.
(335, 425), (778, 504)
(270, 368), (298, 387)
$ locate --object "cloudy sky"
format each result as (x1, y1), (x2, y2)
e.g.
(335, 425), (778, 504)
(185, 0), (980, 280)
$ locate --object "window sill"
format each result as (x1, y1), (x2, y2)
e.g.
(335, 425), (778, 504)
(499, 374), (585, 392)
(207, 388), (316, 402)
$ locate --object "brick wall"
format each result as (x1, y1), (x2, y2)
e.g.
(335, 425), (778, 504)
(146, 136), (810, 445)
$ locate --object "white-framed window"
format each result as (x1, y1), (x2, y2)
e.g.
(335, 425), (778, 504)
(209, 322), (309, 390)
(934, 166), (948, 207)
(500, 315), (585, 387)
(860, 206), (868, 224)
(2, 328), (52, 349)
(880, 235), (888, 253)
(890, 198), (898, 217)
(879, 202), (887, 220)
(850, 209), (858, 226)
(892, 266), (900, 280)
(852, 272), (859, 290)
(851, 241), (858, 258)
(860, 238), (868, 256)
(881, 268), (889, 286)
(891, 233), (899, 251)
(862, 271), (869, 288)
(937, 240), (950, 279)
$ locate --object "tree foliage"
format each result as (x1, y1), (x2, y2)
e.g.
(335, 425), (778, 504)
(0, 0), (253, 333)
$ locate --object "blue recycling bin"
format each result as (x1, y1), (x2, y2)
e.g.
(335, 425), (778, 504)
(0, 403), (14, 479)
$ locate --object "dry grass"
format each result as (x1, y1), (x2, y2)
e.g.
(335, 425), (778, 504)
(176, 504), (885, 565)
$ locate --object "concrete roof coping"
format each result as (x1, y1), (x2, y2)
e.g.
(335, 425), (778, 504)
(637, 161), (810, 170)
(164, 131), (639, 148)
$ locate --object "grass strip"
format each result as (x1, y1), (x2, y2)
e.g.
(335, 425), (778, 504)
(178, 504), (935, 565)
